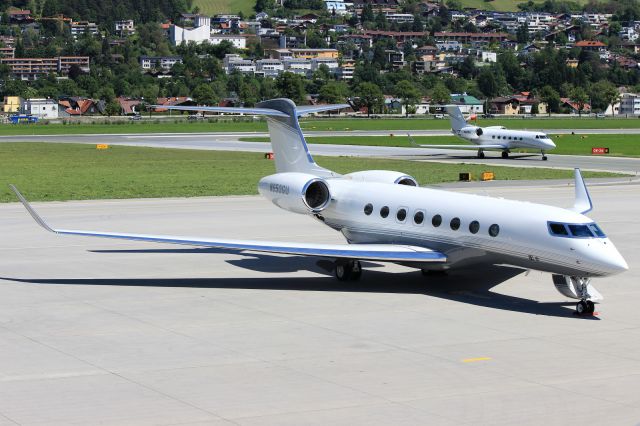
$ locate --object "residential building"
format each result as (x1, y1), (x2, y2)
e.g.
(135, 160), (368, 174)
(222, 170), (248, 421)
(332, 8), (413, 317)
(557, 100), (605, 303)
(311, 57), (339, 72)
(283, 58), (312, 75)
(289, 48), (339, 59)
(70, 21), (99, 38)
(0, 56), (89, 80)
(8, 10), (32, 23)
(256, 59), (284, 77)
(451, 94), (484, 114)
(434, 32), (509, 43)
(481, 51), (497, 62)
(210, 34), (249, 49)
(490, 92), (546, 115)
(140, 56), (183, 70)
(325, 0), (348, 15)
(115, 20), (135, 36)
(224, 54), (255, 74)
(2, 96), (22, 113)
(574, 40), (606, 51)
(21, 98), (58, 119)
(618, 93), (640, 115)
(58, 98), (105, 116)
(0, 47), (15, 58)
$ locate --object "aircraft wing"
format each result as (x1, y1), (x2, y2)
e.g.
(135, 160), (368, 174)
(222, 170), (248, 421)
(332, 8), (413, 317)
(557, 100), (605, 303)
(411, 143), (507, 150)
(153, 103), (351, 118)
(10, 185), (446, 264)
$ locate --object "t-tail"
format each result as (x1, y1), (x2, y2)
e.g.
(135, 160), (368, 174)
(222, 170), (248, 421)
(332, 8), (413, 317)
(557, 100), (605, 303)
(155, 99), (349, 178)
(445, 105), (468, 133)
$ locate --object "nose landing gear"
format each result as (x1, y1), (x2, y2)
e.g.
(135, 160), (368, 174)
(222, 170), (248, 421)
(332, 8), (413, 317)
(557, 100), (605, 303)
(552, 275), (601, 315)
(541, 150), (548, 161)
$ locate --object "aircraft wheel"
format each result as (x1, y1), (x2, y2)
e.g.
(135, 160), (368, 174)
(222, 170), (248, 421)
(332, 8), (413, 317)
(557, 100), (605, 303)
(542, 155), (548, 161)
(350, 260), (362, 281)
(576, 300), (589, 315)
(586, 300), (595, 314)
(335, 263), (351, 281)
(501, 151), (509, 159)
(477, 150), (485, 159)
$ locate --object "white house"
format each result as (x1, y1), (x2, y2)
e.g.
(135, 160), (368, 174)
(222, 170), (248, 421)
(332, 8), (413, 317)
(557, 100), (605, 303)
(114, 20), (135, 36)
(139, 56), (183, 70)
(170, 24), (211, 45)
(210, 34), (248, 49)
(481, 51), (497, 62)
(325, 0), (348, 15)
(618, 93), (640, 115)
(21, 98), (58, 119)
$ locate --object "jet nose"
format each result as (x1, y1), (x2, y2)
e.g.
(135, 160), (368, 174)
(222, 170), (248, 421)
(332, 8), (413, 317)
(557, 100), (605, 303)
(545, 139), (556, 149)
(604, 246), (629, 275)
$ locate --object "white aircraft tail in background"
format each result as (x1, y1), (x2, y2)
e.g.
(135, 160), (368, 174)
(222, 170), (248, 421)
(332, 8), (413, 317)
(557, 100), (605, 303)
(411, 106), (556, 160)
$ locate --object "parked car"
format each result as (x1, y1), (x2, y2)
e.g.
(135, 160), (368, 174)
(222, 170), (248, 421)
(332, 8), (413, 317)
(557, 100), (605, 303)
(187, 114), (204, 121)
(434, 113), (445, 119)
(129, 114), (142, 121)
(482, 113), (495, 118)
(596, 113), (606, 118)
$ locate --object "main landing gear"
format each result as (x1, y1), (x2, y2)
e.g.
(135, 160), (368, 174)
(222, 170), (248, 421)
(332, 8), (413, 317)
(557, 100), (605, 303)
(541, 150), (548, 161)
(334, 260), (362, 281)
(501, 150), (509, 159)
(477, 149), (485, 159)
(576, 300), (595, 315)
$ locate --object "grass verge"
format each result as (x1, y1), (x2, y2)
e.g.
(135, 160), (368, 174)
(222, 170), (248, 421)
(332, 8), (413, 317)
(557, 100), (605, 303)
(2, 116), (640, 135)
(0, 143), (621, 202)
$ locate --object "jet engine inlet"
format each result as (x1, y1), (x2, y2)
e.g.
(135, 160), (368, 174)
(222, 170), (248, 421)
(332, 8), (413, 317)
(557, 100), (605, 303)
(303, 179), (331, 212)
(476, 128), (483, 136)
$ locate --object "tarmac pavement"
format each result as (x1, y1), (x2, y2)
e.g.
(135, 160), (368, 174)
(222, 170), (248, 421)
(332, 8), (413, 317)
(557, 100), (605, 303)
(1, 181), (639, 425)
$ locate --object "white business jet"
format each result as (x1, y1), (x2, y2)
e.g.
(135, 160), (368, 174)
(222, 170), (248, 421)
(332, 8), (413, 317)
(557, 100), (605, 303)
(412, 106), (556, 160)
(10, 98), (627, 315)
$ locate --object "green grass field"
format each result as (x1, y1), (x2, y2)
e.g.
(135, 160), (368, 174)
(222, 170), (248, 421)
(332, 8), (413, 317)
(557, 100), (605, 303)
(457, 0), (588, 11)
(241, 133), (640, 157)
(192, 0), (256, 17)
(0, 143), (619, 202)
(3, 116), (640, 135)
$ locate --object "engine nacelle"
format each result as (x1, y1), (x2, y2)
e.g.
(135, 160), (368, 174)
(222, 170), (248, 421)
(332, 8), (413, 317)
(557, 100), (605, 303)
(343, 170), (418, 186)
(258, 172), (332, 214)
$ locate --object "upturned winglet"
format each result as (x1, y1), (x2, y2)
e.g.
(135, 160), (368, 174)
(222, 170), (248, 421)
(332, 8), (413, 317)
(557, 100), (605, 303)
(572, 168), (593, 214)
(8, 185), (56, 233)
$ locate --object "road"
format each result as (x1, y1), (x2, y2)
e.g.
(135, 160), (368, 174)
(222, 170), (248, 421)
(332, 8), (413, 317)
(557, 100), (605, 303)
(1, 182), (639, 424)
(2, 132), (639, 174)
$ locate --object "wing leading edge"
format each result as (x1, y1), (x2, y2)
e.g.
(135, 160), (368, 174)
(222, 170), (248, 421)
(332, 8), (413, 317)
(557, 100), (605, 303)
(9, 185), (446, 264)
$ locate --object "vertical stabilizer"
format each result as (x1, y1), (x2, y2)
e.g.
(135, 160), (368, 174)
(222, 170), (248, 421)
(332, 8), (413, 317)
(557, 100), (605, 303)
(257, 99), (334, 177)
(446, 105), (468, 133)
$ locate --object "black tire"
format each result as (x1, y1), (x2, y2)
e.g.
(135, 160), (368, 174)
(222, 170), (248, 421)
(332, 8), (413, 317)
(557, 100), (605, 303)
(542, 156), (548, 161)
(349, 260), (362, 281)
(501, 151), (509, 159)
(335, 264), (351, 281)
(576, 300), (588, 314)
(478, 151), (485, 159)
(586, 300), (595, 313)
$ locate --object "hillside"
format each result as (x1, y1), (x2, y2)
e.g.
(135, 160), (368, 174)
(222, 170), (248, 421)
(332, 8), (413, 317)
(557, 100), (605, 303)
(457, 0), (589, 12)
(193, 0), (256, 16)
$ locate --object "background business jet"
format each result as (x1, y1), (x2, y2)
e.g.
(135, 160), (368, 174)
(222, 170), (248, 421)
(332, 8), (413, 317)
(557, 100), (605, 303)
(11, 99), (626, 314)
(411, 106), (556, 160)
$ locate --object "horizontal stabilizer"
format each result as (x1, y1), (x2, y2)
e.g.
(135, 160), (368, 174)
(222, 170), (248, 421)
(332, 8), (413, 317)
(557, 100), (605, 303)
(10, 185), (447, 264)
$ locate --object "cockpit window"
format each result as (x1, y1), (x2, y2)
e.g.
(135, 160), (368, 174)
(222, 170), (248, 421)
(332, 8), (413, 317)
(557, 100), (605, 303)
(588, 223), (606, 237)
(549, 223), (568, 236)
(548, 222), (605, 238)
(568, 224), (593, 237)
